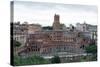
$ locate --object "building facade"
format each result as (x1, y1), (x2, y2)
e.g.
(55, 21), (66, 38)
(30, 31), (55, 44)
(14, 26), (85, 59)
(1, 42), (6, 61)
(13, 22), (42, 47)
(28, 24), (42, 34)
(53, 14), (61, 30)
(13, 22), (28, 47)
(16, 14), (96, 58)
(76, 22), (97, 39)
(18, 30), (91, 57)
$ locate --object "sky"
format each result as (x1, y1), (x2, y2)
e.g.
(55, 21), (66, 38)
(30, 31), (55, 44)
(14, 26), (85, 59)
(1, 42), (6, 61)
(13, 1), (98, 26)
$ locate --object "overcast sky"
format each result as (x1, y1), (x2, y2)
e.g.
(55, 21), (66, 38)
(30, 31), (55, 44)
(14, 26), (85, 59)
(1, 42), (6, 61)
(14, 1), (98, 26)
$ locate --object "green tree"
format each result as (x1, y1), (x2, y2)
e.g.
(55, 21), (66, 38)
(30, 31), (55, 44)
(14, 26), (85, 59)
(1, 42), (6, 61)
(14, 55), (49, 66)
(13, 40), (21, 47)
(51, 56), (61, 63)
(85, 45), (97, 54)
(42, 26), (53, 30)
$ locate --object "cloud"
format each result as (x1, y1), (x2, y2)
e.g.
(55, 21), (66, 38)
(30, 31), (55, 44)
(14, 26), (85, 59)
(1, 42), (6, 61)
(13, 1), (98, 26)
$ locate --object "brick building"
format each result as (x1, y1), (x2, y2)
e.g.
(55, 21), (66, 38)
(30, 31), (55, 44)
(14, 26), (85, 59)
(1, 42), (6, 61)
(53, 14), (61, 30)
(18, 30), (90, 57)
(16, 14), (93, 57)
(13, 22), (42, 47)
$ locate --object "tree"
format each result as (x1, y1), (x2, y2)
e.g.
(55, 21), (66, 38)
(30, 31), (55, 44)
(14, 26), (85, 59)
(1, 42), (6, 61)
(14, 55), (49, 66)
(13, 40), (21, 47)
(51, 56), (61, 63)
(42, 26), (53, 30)
(85, 45), (97, 54)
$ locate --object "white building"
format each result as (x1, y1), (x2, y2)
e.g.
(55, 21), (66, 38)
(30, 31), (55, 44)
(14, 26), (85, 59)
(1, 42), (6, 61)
(13, 22), (28, 47)
(76, 22), (97, 39)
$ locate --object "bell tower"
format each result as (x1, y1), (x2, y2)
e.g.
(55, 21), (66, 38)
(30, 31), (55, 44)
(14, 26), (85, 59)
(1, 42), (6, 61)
(53, 14), (61, 30)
